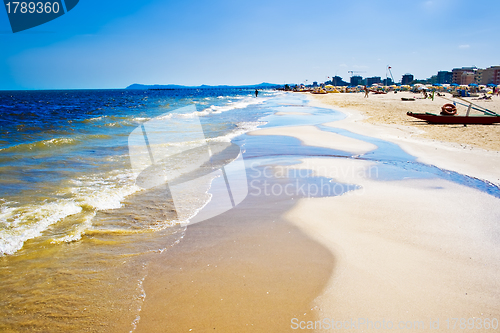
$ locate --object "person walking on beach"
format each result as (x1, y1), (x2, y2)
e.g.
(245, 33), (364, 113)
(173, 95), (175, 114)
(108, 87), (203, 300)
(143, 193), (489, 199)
(255, 89), (258, 98)
(364, 86), (369, 98)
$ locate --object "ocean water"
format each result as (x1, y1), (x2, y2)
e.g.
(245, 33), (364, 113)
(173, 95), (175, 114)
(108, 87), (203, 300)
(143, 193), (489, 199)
(0, 88), (276, 255)
(0, 88), (278, 331)
(1, 90), (499, 331)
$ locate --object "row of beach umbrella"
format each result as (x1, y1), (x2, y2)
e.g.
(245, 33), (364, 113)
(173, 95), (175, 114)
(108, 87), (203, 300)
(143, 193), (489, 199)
(313, 83), (499, 94)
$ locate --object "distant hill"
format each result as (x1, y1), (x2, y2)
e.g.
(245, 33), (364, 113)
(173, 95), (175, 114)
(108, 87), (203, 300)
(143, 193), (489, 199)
(126, 82), (281, 90)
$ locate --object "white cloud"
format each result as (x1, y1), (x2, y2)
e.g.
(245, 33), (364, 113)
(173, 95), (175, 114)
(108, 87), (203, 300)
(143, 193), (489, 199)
(459, 44), (470, 49)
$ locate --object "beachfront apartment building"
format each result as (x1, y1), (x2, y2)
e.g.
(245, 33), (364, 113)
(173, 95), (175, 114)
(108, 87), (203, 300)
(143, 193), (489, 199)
(383, 78), (394, 86)
(437, 71), (453, 84)
(452, 66), (478, 85)
(350, 76), (363, 86)
(480, 66), (500, 85)
(401, 74), (414, 85)
(366, 77), (382, 86)
(462, 72), (476, 85)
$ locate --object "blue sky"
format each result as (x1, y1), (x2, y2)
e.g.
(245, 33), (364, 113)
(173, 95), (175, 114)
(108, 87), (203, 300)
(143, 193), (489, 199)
(1, 0), (499, 90)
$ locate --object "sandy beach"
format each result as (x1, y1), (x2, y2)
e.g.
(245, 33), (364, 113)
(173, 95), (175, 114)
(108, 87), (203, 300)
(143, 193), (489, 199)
(135, 93), (500, 332)
(309, 91), (500, 152)
(285, 157), (500, 332)
(309, 92), (500, 186)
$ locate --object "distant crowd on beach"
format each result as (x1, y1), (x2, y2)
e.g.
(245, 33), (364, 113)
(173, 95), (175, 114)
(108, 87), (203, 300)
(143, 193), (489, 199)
(293, 82), (500, 99)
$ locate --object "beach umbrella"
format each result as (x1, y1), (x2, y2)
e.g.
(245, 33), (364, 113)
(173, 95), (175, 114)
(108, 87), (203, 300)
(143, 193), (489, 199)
(487, 83), (497, 87)
(433, 83), (442, 86)
(469, 83), (478, 87)
(451, 83), (459, 86)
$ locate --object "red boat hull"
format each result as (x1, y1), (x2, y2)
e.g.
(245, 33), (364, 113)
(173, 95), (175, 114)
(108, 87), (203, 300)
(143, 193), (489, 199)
(407, 112), (500, 125)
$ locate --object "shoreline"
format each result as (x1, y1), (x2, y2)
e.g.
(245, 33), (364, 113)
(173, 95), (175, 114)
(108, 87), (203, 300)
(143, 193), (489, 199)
(307, 92), (500, 186)
(135, 93), (500, 332)
(251, 100), (500, 331)
(136, 163), (336, 332)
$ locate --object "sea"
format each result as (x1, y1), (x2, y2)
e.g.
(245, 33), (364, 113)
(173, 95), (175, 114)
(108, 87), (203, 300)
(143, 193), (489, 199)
(1, 88), (500, 332)
(0, 88), (279, 331)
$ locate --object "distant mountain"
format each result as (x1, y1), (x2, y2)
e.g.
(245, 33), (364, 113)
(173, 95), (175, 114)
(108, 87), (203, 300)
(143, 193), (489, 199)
(126, 82), (281, 90)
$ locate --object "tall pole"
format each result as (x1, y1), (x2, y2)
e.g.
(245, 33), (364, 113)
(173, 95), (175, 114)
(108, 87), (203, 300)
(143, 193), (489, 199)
(387, 66), (395, 85)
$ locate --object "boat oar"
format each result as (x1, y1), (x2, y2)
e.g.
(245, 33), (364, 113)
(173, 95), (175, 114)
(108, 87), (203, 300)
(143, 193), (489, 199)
(453, 96), (500, 116)
(437, 96), (499, 116)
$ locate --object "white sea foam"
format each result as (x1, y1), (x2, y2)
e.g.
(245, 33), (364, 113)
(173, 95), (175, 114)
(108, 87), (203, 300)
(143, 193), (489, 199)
(208, 98), (263, 114)
(155, 113), (174, 120)
(133, 117), (150, 122)
(0, 200), (83, 255)
(85, 115), (108, 122)
(176, 110), (211, 118)
(173, 96), (267, 119)
(129, 96), (269, 126)
(0, 93), (275, 255)
(74, 172), (141, 211)
(50, 211), (96, 244)
(0, 168), (144, 255)
(210, 121), (267, 142)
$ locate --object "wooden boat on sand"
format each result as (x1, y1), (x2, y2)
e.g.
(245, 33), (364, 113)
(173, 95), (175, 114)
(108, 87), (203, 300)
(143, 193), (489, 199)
(406, 112), (500, 124)
(406, 96), (500, 125)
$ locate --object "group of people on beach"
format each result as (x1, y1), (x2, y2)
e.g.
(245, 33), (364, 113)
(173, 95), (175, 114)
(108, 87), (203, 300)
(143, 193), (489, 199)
(361, 84), (499, 99)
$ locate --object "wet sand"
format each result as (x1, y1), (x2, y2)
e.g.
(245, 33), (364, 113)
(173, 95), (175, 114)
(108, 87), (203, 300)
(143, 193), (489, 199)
(252, 125), (376, 155)
(136, 96), (500, 332)
(136, 167), (335, 332)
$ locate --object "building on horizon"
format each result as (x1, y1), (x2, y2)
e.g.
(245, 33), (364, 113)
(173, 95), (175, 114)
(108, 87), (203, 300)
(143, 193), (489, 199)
(350, 75), (364, 86)
(366, 77), (382, 86)
(462, 72), (476, 85)
(383, 78), (394, 86)
(329, 76), (349, 86)
(437, 71), (453, 84)
(480, 66), (500, 85)
(401, 74), (414, 85)
(452, 66), (478, 85)
(398, 65), (498, 86)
